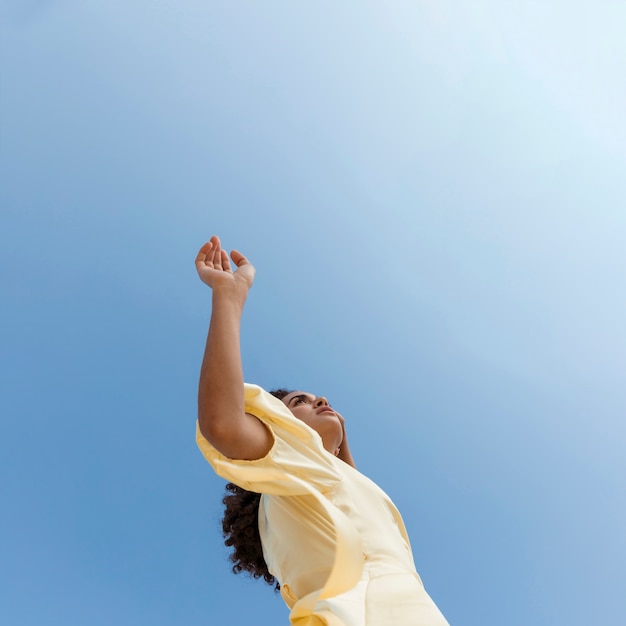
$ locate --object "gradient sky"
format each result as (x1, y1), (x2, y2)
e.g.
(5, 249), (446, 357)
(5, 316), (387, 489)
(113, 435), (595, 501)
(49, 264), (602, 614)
(2, 2), (625, 625)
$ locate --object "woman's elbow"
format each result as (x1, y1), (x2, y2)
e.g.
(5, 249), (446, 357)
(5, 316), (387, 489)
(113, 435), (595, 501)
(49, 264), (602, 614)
(198, 411), (231, 446)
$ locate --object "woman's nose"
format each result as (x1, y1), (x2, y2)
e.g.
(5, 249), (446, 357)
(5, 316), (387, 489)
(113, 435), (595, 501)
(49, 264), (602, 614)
(315, 396), (329, 407)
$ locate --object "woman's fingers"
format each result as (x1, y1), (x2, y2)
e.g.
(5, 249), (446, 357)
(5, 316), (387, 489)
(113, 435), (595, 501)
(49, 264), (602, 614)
(212, 240), (223, 269)
(221, 249), (232, 272)
(195, 241), (213, 266)
(230, 249), (250, 267)
(195, 238), (251, 279)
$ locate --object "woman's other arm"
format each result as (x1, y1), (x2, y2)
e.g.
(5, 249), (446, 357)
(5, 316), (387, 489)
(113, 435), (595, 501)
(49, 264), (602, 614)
(335, 413), (357, 469)
(195, 236), (272, 460)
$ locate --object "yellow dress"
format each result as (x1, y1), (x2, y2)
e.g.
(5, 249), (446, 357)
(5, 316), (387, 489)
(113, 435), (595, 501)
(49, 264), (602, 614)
(196, 384), (450, 626)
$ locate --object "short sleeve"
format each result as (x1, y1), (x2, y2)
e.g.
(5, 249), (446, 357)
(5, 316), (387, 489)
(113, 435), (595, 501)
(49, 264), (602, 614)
(196, 384), (341, 495)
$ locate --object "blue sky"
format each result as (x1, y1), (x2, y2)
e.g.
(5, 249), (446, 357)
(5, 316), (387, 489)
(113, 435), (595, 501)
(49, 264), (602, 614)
(1, 2), (625, 625)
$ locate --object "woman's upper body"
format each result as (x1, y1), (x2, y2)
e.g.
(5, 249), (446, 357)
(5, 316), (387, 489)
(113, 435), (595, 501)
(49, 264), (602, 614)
(196, 383), (420, 613)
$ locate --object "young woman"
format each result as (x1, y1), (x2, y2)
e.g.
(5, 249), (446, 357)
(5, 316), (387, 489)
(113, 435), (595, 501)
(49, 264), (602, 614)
(195, 236), (449, 626)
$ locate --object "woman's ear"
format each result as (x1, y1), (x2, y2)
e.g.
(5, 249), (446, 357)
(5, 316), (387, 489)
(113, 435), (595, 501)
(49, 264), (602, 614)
(334, 447), (340, 456)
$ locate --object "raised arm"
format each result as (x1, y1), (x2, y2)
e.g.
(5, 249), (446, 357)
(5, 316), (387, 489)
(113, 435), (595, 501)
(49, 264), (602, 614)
(195, 236), (273, 460)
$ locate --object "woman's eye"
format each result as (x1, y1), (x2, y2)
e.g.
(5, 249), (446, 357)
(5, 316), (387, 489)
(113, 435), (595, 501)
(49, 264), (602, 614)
(295, 397), (308, 405)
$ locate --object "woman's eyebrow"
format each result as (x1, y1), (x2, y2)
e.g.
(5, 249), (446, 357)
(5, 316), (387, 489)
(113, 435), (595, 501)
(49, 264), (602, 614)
(287, 393), (310, 406)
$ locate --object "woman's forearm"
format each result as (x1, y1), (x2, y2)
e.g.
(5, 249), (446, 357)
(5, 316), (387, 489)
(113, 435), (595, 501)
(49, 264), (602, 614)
(197, 288), (247, 441)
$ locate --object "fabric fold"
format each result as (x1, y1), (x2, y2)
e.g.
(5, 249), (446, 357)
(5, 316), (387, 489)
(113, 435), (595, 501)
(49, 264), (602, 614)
(196, 383), (364, 625)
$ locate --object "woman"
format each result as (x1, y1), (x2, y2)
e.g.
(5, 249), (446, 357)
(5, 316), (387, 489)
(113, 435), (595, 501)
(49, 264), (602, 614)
(195, 236), (449, 626)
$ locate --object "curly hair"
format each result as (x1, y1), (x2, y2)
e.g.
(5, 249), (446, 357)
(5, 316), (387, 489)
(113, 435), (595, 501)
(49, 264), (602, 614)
(221, 389), (292, 590)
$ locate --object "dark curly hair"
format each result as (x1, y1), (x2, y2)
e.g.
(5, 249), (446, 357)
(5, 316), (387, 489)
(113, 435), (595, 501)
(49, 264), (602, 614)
(221, 389), (292, 590)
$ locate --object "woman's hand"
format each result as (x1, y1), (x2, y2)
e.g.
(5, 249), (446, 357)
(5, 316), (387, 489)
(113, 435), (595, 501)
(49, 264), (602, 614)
(195, 235), (256, 297)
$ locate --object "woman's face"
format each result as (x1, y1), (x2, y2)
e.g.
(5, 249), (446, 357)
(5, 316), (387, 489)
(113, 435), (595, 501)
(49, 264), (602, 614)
(280, 391), (343, 453)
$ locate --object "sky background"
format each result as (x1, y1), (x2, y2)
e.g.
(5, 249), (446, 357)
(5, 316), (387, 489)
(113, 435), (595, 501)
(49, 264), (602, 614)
(1, 2), (625, 625)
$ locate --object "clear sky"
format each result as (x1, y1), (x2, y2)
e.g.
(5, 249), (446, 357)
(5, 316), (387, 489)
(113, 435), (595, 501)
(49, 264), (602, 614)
(1, 2), (625, 625)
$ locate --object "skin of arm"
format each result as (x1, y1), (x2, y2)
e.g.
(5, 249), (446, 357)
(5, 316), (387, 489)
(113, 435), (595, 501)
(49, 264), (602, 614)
(335, 413), (357, 469)
(196, 236), (273, 460)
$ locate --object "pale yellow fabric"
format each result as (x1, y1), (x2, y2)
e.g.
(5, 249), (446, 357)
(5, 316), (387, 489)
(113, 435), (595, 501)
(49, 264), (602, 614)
(196, 384), (449, 626)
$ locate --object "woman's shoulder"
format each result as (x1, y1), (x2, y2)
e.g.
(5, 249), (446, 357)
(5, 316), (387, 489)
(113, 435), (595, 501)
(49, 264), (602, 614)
(195, 384), (341, 495)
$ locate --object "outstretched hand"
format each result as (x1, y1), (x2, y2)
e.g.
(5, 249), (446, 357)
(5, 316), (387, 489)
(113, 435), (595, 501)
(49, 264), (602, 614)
(195, 236), (256, 294)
